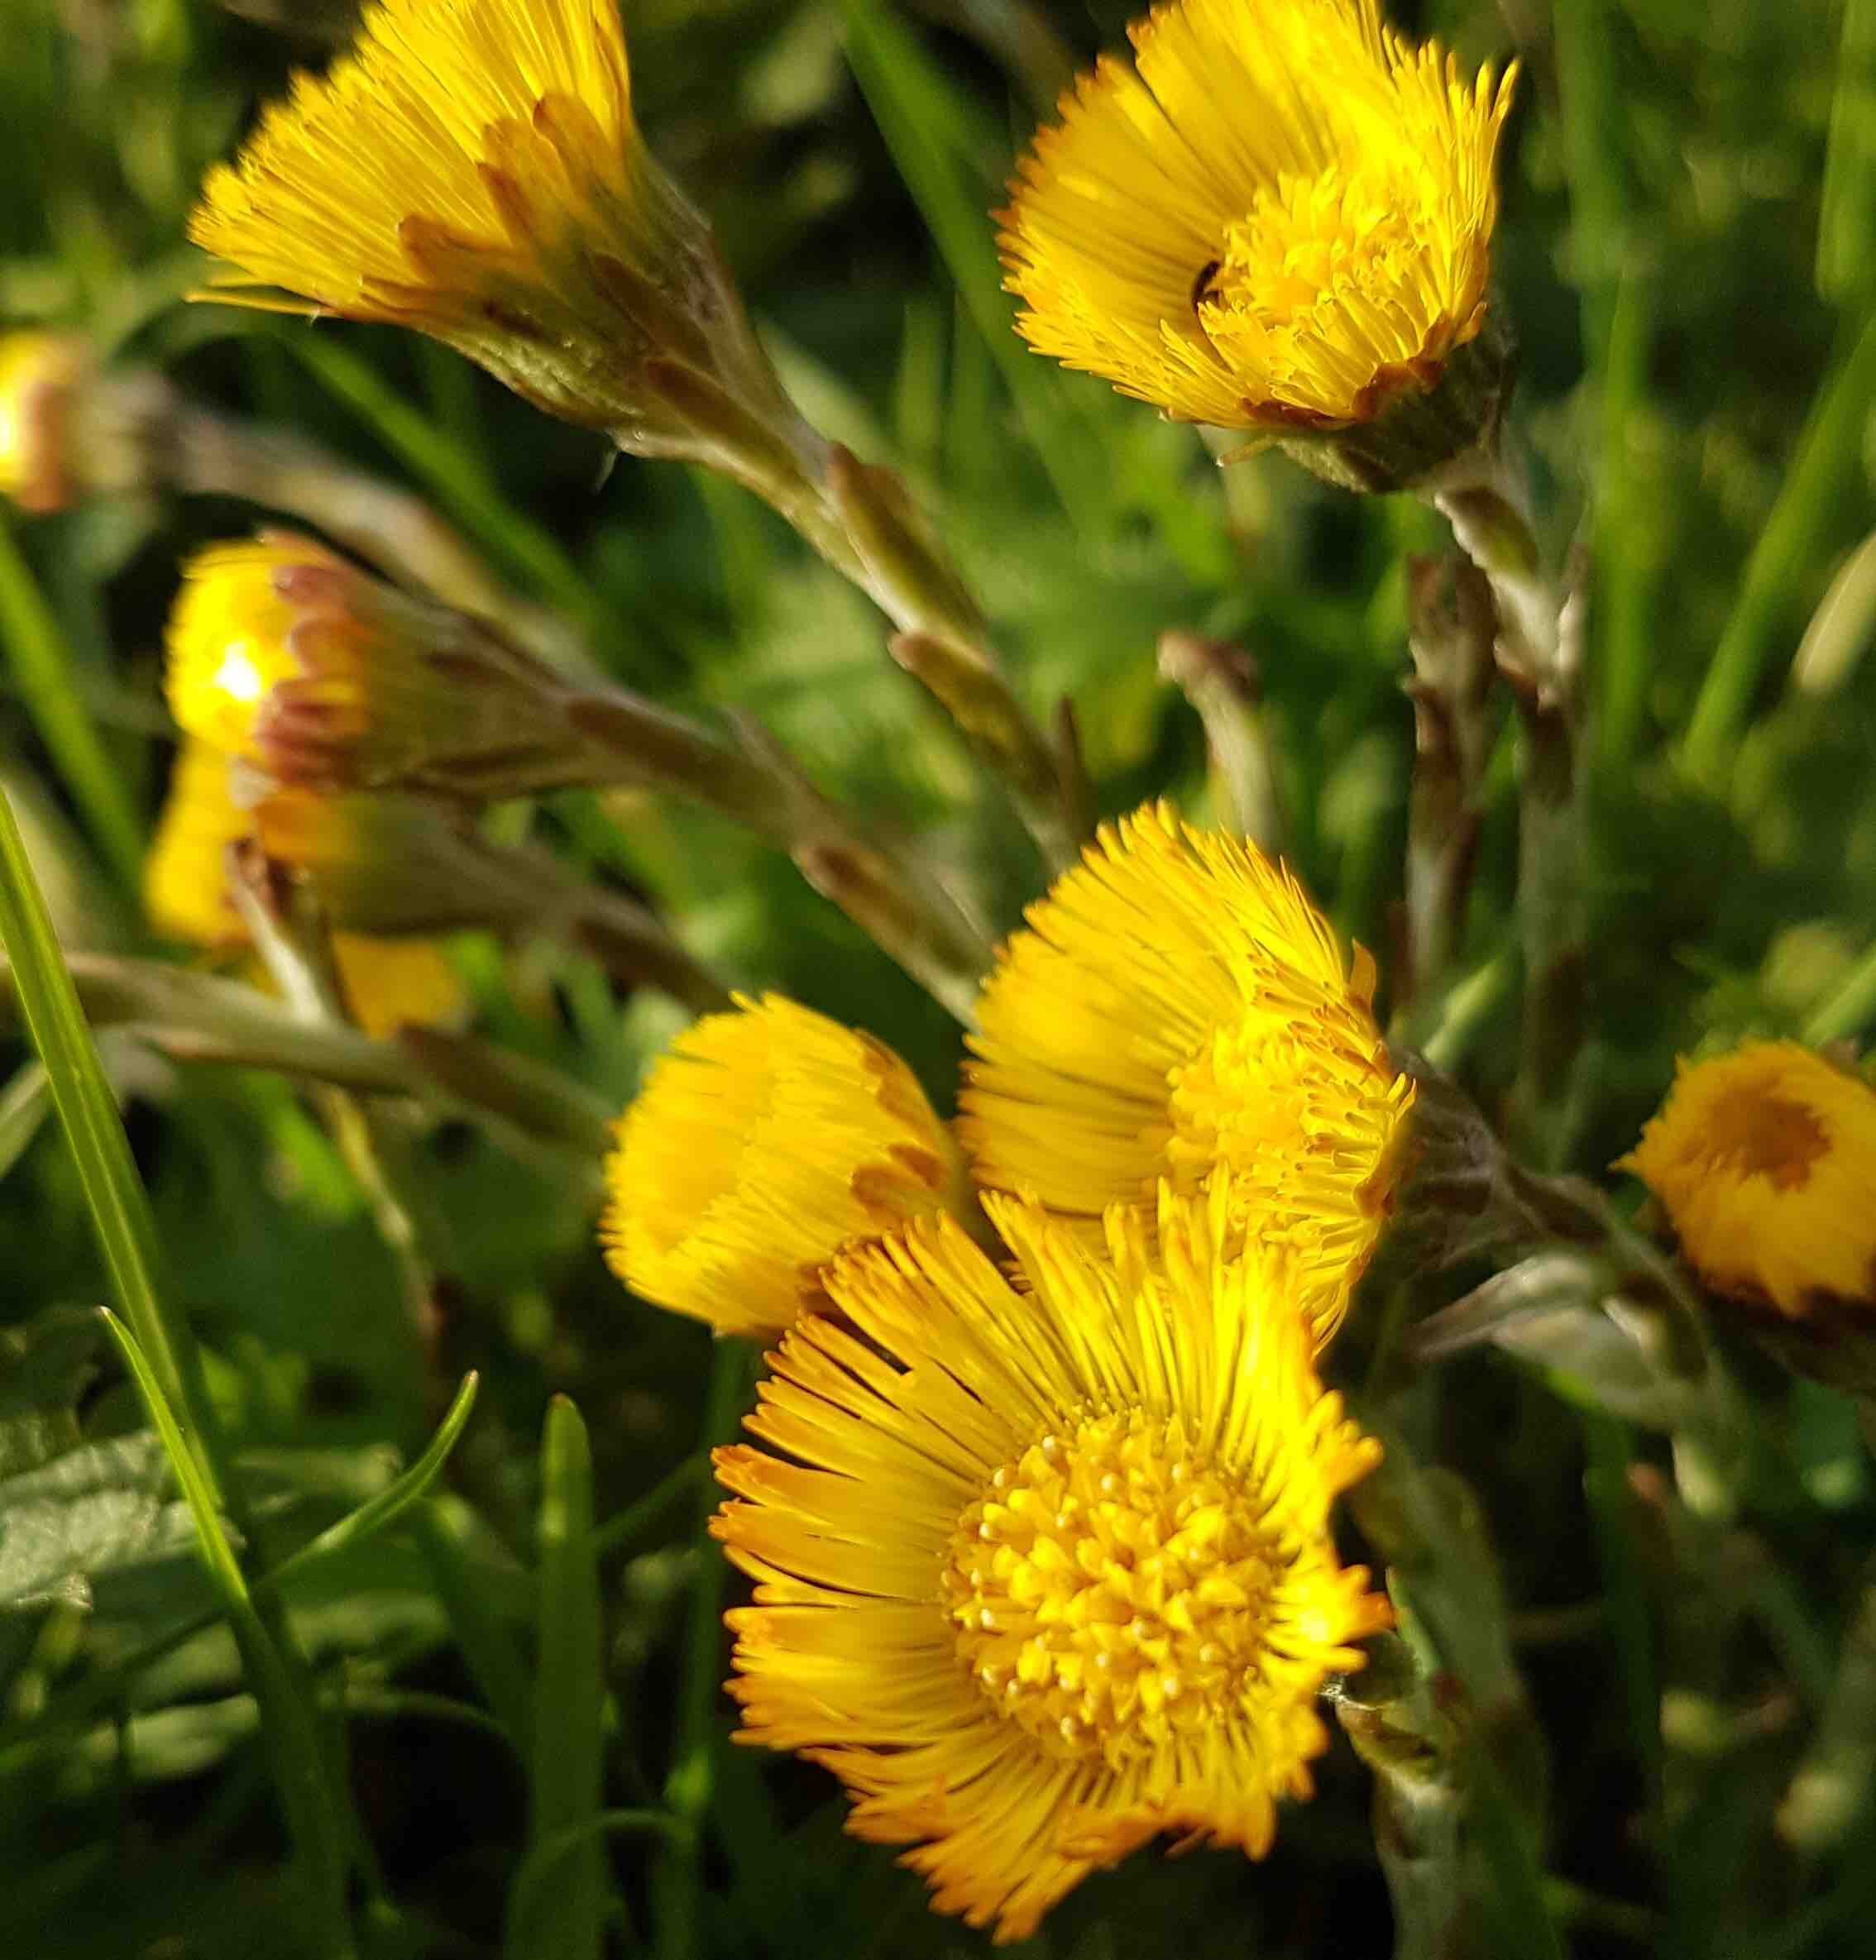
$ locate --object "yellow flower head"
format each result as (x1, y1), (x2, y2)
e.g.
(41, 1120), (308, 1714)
(999, 0), (1515, 447)
(714, 1183), (1390, 1943)
(143, 741), (467, 1035)
(189, 0), (788, 442)
(601, 994), (962, 1339)
(960, 802), (1411, 1342)
(1618, 1040), (1876, 1317)
(0, 332), (85, 514)
(165, 533), (576, 797)
(165, 536), (331, 759)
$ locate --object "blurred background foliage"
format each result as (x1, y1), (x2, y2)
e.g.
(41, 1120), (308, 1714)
(2, 0), (1874, 1955)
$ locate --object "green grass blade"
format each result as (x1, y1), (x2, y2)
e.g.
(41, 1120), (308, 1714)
(1593, 276), (1663, 772)
(280, 334), (596, 626)
(836, 0), (1103, 529)
(1682, 308), (1876, 778)
(269, 1372), (481, 1590)
(0, 787), (199, 1468)
(98, 1308), (246, 1604)
(1818, 0), (1876, 303)
(100, 1309), (357, 1960)
(0, 518), (144, 893)
(414, 1499), (535, 1742)
(514, 1394), (608, 1960)
(1805, 939), (1876, 1045)
(653, 1341), (755, 1960)
(0, 1057), (50, 1181)
(506, 1810), (687, 1954)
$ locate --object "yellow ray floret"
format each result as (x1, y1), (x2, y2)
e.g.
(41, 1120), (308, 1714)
(601, 995), (964, 1339)
(1618, 1040), (1876, 1317)
(960, 802), (1411, 1343)
(189, 0), (736, 432)
(999, 0), (1516, 429)
(714, 1182), (1390, 1943)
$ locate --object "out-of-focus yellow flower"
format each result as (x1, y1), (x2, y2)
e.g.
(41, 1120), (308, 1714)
(601, 994), (963, 1338)
(329, 935), (470, 1041)
(165, 538), (316, 759)
(253, 786), (524, 939)
(999, 0), (1515, 480)
(165, 533), (578, 796)
(144, 739), (251, 949)
(143, 739), (467, 1035)
(1618, 1041), (1876, 1317)
(960, 802), (1410, 1343)
(715, 1182), (1390, 1943)
(0, 333), (85, 513)
(189, 0), (792, 446)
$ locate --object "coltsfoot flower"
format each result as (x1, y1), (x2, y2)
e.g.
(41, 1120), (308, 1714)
(165, 533), (582, 797)
(999, 0), (1516, 488)
(601, 994), (964, 1338)
(144, 739), (466, 1037)
(714, 1183), (1390, 1942)
(960, 802), (1411, 1342)
(0, 332), (84, 513)
(1618, 1040), (1876, 1317)
(189, 0), (797, 454)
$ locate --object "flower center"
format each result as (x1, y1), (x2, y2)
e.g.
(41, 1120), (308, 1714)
(1703, 1089), (1828, 1192)
(1161, 1015), (1400, 1208)
(942, 1408), (1281, 1767)
(1192, 164), (1443, 412)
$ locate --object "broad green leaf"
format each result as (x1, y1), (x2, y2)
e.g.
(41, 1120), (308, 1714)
(0, 1428), (195, 1612)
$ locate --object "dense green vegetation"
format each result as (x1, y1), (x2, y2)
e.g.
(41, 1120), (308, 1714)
(2, 1), (1874, 1955)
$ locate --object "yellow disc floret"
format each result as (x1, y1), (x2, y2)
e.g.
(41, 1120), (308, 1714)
(1618, 1040), (1876, 1317)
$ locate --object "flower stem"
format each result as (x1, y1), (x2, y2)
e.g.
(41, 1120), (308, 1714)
(1431, 466), (1584, 1160)
(1398, 556), (1499, 1011)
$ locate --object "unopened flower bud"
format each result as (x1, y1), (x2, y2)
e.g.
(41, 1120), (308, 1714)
(144, 740), (467, 1035)
(165, 533), (582, 798)
(601, 994), (967, 1338)
(0, 333), (86, 514)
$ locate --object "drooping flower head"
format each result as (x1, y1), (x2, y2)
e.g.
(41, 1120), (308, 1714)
(165, 533), (581, 797)
(715, 1183), (1390, 1942)
(601, 994), (964, 1339)
(960, 802), (1411, 1343)
(143, 739), (466, 1037)
(0, 332), (85, 513)
(189, 0), (793, 447)
(1618, 1040), (1876, 1317)
(999, 0), (1516, 483)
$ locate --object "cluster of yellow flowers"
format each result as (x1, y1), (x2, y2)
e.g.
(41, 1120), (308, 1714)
(4, 0), (1869, 1939)
(601, 804), (1410, 1936)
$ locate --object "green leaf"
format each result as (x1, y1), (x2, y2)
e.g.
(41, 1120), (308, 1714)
(100, 1310), (357, 1960)
(0, 1305), (99, 1480)
(0, 1428), (196, 1612)
(512, 1394), (608, 1960)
